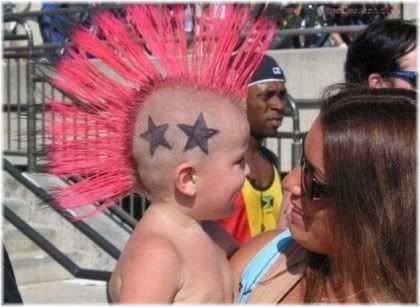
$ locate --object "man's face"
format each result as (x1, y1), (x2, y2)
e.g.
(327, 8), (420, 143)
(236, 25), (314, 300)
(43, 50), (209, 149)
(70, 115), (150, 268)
(246, 81), (286, 139)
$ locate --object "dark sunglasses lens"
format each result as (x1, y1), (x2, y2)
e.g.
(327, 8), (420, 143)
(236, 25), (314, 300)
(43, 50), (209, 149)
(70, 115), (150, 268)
(312, 183), (325, 199)
(301, 160), (313, 199)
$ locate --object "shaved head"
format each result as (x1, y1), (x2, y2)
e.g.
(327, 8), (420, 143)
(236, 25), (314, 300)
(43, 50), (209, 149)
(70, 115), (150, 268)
(132, 84), (249, 200)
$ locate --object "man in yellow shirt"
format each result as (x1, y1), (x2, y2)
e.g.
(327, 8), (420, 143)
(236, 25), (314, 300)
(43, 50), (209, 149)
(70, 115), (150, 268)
(218, 55), (287, 245)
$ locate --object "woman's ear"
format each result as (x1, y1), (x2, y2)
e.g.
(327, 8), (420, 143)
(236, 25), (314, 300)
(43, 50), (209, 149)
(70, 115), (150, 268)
(175, 162), (197, 197)
(368, 73), (391, 89)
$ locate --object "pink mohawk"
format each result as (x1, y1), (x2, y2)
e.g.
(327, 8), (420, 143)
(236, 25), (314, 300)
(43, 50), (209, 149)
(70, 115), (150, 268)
(46, 4), (276, 218)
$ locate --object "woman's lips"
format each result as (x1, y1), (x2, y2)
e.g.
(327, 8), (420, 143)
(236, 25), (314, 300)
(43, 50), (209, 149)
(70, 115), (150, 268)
(290, 206), (305, 224)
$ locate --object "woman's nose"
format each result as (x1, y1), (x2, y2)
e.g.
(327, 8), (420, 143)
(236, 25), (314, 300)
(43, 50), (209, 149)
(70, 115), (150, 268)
(282, 165), (302, 196)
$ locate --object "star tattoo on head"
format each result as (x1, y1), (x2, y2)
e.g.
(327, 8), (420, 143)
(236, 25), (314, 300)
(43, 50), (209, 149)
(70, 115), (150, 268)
(177, 112), (219, 154)
(140, 116), (172, 156)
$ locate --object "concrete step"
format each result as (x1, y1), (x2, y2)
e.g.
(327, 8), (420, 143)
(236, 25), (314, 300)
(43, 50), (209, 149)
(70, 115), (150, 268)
(4, 171), (123, 273)
(18, 278), (107, 303)
(10, 249), (90, 286)
(3, 171), (44, 215)
(3, 198), (33, 222)
(3, 225), (57, 253)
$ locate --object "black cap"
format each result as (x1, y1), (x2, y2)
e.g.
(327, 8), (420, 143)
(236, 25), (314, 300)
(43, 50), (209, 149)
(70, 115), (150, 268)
(249, 54), (286, 86)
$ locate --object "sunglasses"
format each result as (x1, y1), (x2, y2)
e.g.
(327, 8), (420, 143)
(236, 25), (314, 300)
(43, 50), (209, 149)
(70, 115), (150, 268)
(389, 70), (417, 87)
(300, 133), (334, 200)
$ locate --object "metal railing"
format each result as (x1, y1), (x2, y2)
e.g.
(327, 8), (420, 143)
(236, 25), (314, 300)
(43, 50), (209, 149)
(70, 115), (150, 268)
(3, 158), (122, 260)
(275, 24), (367, 37)
(283, 94), (305, 167)
(3, 205), (112, 281)
(3, 20), (35, 169)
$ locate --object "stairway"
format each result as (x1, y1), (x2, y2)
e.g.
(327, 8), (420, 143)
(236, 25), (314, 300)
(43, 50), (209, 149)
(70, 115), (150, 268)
(3, 170), (131, 303)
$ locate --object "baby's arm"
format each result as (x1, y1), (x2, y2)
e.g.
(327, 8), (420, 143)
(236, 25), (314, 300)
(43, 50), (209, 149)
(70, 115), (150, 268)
(119, 236), (182, 303)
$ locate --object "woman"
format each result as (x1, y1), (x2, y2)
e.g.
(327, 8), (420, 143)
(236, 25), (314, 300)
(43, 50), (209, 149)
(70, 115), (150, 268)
(230, 86), (416, 303)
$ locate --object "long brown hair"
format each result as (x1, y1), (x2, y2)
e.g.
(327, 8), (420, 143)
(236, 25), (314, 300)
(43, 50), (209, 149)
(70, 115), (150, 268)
(305, 85), (416, 303)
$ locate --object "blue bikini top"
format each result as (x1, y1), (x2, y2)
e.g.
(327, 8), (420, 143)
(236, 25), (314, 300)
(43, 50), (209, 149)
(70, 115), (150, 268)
(237, 229), (293, 304)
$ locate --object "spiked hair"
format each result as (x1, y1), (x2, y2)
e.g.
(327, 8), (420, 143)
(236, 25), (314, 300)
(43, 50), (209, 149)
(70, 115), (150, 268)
(46, 4), (275, 217)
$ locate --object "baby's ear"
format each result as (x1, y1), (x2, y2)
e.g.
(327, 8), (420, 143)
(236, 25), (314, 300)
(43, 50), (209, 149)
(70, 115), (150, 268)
(175, 162), (197, 197)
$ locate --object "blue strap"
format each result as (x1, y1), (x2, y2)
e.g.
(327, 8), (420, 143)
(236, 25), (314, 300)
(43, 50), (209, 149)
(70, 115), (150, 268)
(237, 229), (293, 304)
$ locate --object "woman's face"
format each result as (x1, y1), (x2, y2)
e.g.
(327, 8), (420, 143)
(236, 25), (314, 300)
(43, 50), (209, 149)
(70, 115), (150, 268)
(283, 117), (336, 255)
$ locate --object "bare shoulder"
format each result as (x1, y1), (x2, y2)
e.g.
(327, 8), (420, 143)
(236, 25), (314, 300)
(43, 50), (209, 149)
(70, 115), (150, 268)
(118, 233), (183, 303)
(230, 229), (281, 275)
(122, 233), (182, 273)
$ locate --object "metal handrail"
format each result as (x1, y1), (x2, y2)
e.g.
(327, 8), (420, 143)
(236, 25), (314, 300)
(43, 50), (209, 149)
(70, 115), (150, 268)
(4, 205), (112, 282)
(2, 34), (29, 41)
(3, 158), (121, 260)
(275, 24), (367, 37)
(2, 104), (42, 113)
(61, 176), (138, 229)
(269, 130), (306, 168)
(13, 19), (37, 172)
(107, 206), (138, 229)
(285, 94), (302, 167)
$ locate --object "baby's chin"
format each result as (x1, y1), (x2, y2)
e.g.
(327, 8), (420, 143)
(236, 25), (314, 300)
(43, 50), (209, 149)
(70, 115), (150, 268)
(218, 200), (237, 219)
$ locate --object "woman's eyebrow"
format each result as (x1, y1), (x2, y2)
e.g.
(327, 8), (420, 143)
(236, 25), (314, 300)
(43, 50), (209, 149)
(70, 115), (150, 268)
(302, 135), (328, 183)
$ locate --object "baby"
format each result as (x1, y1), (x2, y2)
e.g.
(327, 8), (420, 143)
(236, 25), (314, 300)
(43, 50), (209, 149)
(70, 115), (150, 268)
(46, 4), (275, 303)
(109, 85), (249, 302)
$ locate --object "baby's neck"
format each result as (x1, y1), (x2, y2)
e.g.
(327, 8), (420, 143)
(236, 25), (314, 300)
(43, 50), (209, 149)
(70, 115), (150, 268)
(148, 202), (202, 229)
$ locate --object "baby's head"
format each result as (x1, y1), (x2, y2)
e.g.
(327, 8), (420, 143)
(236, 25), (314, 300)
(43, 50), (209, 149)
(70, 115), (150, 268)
(133, 84), (250, 220)
(46, 4), (275, 218)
